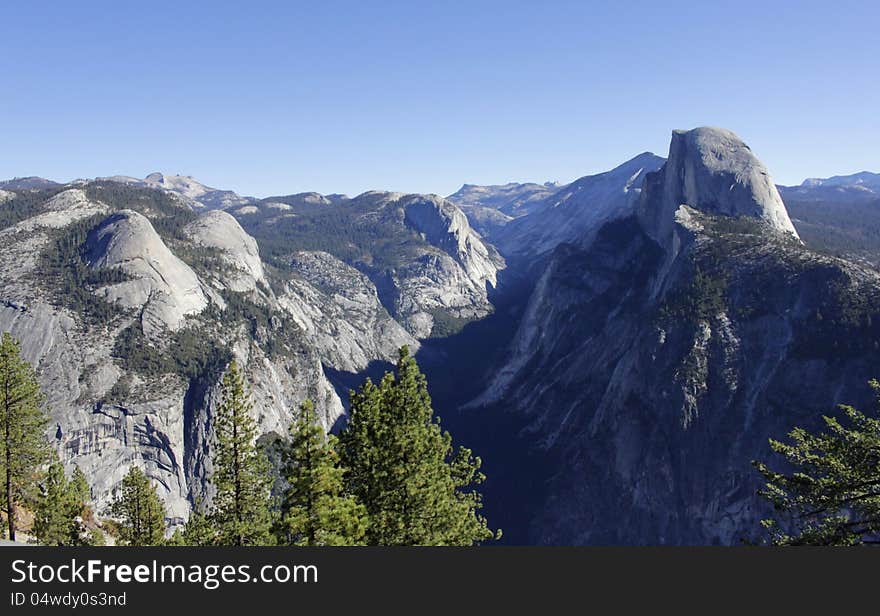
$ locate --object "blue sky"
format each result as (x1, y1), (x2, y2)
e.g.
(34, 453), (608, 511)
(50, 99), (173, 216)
(1, 0), (877, 197)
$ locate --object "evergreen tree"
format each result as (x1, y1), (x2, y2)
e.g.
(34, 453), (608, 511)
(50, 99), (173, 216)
(169, 501), (216, 546)
(33, 462), (91, 545)
(275, 400), (367, 546)
(754, 379), (880, 545)
(209, 361), (273, 545)
(340, 346), (498, 545)
(0, 332), (51, 541)
(110, 466), (166, 546)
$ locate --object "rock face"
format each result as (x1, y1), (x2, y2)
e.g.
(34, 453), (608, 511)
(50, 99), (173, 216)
(0, 185), (421, 526)
(233, 190), (504, 339)
(184, 210), (266, 291)
(282, 250), (418, 373)
(85, 210), (209, 337)
(470, 127), (880, 544)
(637, 127), (799, 248)
(5, 128), (878, 545)
(496, 153), (666, 259)
(395, 195), (504, 336)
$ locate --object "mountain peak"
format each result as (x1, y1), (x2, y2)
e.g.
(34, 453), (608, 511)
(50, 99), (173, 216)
(799, 171), (880, 190)
(639, 127), (800, 245)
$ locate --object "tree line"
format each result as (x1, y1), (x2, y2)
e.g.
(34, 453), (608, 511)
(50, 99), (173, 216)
(1, 333), (497, 546)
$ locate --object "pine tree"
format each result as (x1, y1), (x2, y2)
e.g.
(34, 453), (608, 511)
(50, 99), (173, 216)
(754, 379), (880, 545)
(275, 400), (367, 546)
(33, 461), (92, 545)
(169, 500), (216, 546)
(340, 346), (498, 545)
(209, 361), (273, 545)
(110, 466), (166, 546)
(0, 332), (52, 541)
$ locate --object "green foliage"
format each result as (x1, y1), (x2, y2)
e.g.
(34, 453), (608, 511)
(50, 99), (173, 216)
(112, 321), (231, 381)
(33, 462), (94, 545)
(209, 361), (274, 545)
(792, 272), (880, 359)
(0, 332), (52, 541)
(103, 374), (133, 405)
(88, 527), (106, 546)
(340, 346), (498, 545)
(168, 500), (216, 546)
(207, 290), (304, 360)
(39, 215), (130, 325)
(426, 308), (475, 339)
(110, 466), (166, 546)
(659, 265), (728, 322)
(785, 196), (880, 267)
(275, 400), (368, 546)
(754, 380), (880, 545)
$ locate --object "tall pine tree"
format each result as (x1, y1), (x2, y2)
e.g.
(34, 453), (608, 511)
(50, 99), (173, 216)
(110, 465), (166, 546)
(0, 332), (51, 541)
(33, 461), (92, 545)
(209, 361), (274, 546)
(275, 400), (367, 546)
(340, 346), (498, 545)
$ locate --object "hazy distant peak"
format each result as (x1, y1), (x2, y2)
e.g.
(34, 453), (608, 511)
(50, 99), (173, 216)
(0, 176), (61, 190)
(800, 171), (880, 190)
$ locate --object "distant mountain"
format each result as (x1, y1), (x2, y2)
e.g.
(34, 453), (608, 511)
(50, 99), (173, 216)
(800, 171), (880, 191)
(467, 127), (880, 544)
(0, 180), (489, 522)
(97, 172), (255, 210)
(4, 132), (880, 545)
(447, 181), (563, 238)
(494, 152), (666, 260)
(0, 176), (61, 190)
(779, 171), (880, 203)
(234, 190), (505, 339)
(778, 171), (880, 267)
(448, 181), (562, 216)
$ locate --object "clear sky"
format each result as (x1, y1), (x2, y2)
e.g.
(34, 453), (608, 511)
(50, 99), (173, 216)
(1, 0), (877, 197)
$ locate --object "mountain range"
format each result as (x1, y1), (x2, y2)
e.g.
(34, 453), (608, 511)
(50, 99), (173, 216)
(2, 128), (879, 543)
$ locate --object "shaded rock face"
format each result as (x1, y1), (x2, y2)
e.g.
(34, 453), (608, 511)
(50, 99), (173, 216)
(472, 128), (880, 544)
(85, 210), (209, 337)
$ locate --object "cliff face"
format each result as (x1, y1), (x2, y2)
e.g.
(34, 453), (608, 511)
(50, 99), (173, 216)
(233, 190), (505, 339)
(471, 128), (880, 544)
(637, 127), (799, 250)
(0, 183), (416, 526)
(3, 128), (879, 545)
